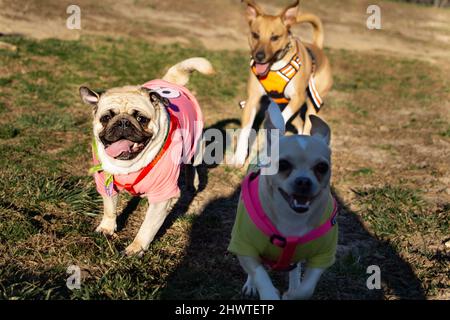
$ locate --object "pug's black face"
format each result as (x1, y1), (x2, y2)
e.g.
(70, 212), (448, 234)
(98, 110), (153, 160)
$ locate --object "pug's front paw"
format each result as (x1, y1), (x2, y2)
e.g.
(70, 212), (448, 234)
(124, 241), (145, 257)
(95, 218), (117, 236)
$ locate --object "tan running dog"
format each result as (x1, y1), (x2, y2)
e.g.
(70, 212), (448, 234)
(234, 0), (333, 166)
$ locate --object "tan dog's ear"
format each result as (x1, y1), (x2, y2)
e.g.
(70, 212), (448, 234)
(280, 0), (300, 27)
(142, 88), (170, 108)
(310, 115), (331, 145)
(79, 86), (101, 106)
(264, 99), (285, 147)
(242, 0), (263, 23)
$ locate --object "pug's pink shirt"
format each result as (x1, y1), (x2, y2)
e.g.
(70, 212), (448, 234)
(93, 79), (203, 203)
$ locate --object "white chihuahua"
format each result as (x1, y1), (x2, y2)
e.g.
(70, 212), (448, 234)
(228, 102), (338, 300)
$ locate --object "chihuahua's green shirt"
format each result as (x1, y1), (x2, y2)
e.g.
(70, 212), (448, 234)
(228, 191), (338, 269)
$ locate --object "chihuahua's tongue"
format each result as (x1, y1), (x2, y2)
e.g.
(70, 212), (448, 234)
(255, 63), (270, 76)
(105, 140), (134, 158)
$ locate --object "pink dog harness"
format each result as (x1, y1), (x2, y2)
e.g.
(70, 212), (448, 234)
(241, 171), (338, 271)
(92, 79), (203, 203)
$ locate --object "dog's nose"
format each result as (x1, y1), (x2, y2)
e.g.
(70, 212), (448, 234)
(119, 118), (131, 129)
(294, 177), (312, 192)
(255, 51), (266, 62)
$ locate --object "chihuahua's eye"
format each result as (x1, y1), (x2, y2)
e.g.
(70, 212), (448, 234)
(314, 162), (329, 175)
(252, 32), (260, 40)
(271, 35), (280, 42)
(279, 159), (292, 172)
(100, 114), (111, 123)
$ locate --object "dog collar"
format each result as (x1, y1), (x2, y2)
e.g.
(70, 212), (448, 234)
(241, 171), (338, 271)
(276, 39), (294, 62)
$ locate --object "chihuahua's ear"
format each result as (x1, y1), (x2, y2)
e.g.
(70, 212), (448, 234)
(79, 86), (101, 106)
(310, 115), (331, 145)
(142, 88), (170, 108)
(281, 0), (300, 27)
(265, 99), (285, 146)
(242, 0), (262, 23)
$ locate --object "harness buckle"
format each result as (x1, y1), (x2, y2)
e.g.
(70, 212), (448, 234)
(270, 234), (287, 248)
(123, 184), (137, 195)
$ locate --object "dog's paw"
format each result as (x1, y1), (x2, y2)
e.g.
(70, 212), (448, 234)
(95, 219), (117, 236)
(124, 242), (145, 257)
(241, 278), (258, 299)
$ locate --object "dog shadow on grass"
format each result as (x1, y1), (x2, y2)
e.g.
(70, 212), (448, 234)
(158, 187), (426, 300)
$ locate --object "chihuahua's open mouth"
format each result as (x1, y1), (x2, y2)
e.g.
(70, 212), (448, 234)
(278, 188), (312, 214)
(103, 139), (150, 160)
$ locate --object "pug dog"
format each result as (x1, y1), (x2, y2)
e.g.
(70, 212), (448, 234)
(228, 101), (338, 300)
(79, 58), (214, 256)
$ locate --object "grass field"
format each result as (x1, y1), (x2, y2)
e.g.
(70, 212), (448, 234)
(0, 33), (448, 300)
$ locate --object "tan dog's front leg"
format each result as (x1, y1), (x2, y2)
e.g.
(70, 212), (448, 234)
(302, 99), (318, 135)
(233, 76), (264, 167)
(238, 256), (280, 300)
(125, 199), (172, 256)
(282, 92), (306, 134)
(283, 267), (324, 300)
(96, 194), (119, 236)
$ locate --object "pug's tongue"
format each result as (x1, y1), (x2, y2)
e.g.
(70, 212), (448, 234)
(255, 63), (270, 76)
(105, 140), (134, 158)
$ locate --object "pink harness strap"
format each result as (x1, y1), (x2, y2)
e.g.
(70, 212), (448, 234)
(241, 171), (338, 271)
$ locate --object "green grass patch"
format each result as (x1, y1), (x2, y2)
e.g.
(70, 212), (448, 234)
(331, 49), (447, 106)
(0, 209), (41, 243)
(0, 172), (101, 218)
(16, 112), (76, 131)
(353, 186), (448, 238)
(0, 124), (20, 139)
(440, 127), (450, 137)
(329, 252), (366, 278)
(0, 265), (71, 300)
(346, 102), (368, 117)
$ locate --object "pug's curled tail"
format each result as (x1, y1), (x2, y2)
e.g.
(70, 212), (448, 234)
(163, 58), (215, 86)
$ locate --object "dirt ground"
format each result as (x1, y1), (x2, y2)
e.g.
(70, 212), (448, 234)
(0, 0), (449, 300)
(1, 0), (450, 63)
